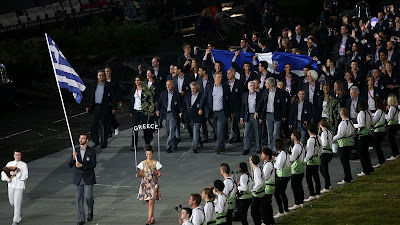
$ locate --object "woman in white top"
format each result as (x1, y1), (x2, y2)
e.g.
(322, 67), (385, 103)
(319, 119), (333, 193)
(236, 162), (253, 225)
(136, 146), (162, 225)
(201, 188), (216, 225)
(385, 94), (400, 161)
(372, 97), (387, 167)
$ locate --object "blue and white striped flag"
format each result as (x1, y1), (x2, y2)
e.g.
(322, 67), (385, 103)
(46, 34), (86, 104)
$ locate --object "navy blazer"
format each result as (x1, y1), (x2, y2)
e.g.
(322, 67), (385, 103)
(86, 80), (116, 113)
(303, 82), (323, 106)
(226, 78), (244, 113)
(240, 91), (262, 122)
(256, 87), (287, 121)
(69, 146), (97, 185)
(289, 100), (313, 130)
(200, 83), (231, 118)
(196, 76), (213, 93)
(231, 61), (258, 87)
(181, 92), (204, 123)
(156, 90), (181, 121)
(173, 74), (192, 97)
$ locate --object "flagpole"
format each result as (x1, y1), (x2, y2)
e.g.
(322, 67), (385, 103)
(45, 33), (77, 157)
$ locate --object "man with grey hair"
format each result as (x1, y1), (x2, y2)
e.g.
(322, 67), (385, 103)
(240, 81), (262, 154)
(304, 70), (322, 107)
(226, 67), (243, 144)
(199, 72), (231, 154)
(255, 77), (287, 151)
(180, 81), (203, 153)
(346, 86), (361, 124)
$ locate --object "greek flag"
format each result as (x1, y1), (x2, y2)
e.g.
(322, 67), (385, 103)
(46, 34), (86, 104)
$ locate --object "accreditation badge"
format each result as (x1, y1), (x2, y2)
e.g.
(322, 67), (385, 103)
(86, 157), (90, 161)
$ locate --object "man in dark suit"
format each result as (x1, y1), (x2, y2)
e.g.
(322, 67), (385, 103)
(333, 25), (355, 72)
(151, 56), (167, 88)
(306, 38), (319, 59)
(199, 72), (230, 153)
(105, 66), (121, 137)
(180, 81), (204, 153)
(277, 63), (300, 97)
(289, 90), (313, 144)
(239, 38), (255, 53)
(226, 68), (243, 143)
(290, 25), (307, 51)
(231, 51), (258, 89)
(196, 66), (213, 142)
(240, 81), (262, 155)
(85, 70), (117, 148)
(69, 134), (97, 225)
(156, 80), (181, 153)
(177, 43), (195, 72)
(255, 77), (287, 151)
(321, 57), (342, 88)
(303, 70), (323, 115)
(173, 65), (192, 138)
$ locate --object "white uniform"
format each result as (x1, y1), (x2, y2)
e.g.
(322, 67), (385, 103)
(1, 160), (28, 223)
(372, 109), (385, 127)
(183, 220), (194, 225)
(262, 161), (275, 182)
(223, 177), (236, 200)
(320, 130), (333, 149)
(354, 110), (372, 130)
(214, 193), (228, 214)
(190, 206), (205, 225)
(305, 135), (321, 162)
(274, 151), (292, 170)
(204, 201), (216, 224)
(290, 143), (305, 162)
(237, 173), (253, 193)
(385, 106), (399, 122)
(333, 119), (355, 142)
(251, 167), (264, 192)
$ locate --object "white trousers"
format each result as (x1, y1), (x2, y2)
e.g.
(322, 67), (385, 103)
(8, 187), (23, 223)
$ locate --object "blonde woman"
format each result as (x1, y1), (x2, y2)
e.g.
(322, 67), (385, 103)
(136, 146), (162, 225)
(385, 94), (400, 161)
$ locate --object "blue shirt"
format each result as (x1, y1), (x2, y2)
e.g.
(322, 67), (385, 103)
(248, 91), (256, 113)
(191, 92), (198, 106)
(167, 91), (173, 112)
(95, 82), (105, 104)
(178, 75), (185, 93)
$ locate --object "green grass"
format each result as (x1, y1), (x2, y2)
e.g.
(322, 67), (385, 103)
(278, 160), (400, 225)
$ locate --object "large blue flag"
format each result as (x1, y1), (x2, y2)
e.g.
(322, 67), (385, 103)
(211, 49), (255, 72)
(46, 34), (86, 103)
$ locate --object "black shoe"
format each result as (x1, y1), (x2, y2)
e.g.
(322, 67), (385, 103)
(214, 147), (221, 154)
(92, 143), (99, 148)
(199, 142), (203, 148)
(220, 147), (225, 152)
(229, 139), (234, 144)
(176, 138), (181, 143)
(173, 144), (178, 150)
(167, 147), (172, 153)
(243, 150), (250, 155)
(87, 213), (93, 222)
(77, 222), (85, 225)
(193, 148), (198, 153)
(100, 145), (107, 149)
(234, 139), (241, 143)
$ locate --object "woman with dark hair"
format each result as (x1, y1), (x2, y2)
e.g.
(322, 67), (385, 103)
(361, 76), (382, 112)
(236, 162), (253, 225)
(201, 188), (216, 225)
(136, 146), (162, 225)
(372, 96), (386, 168)
(146, 69), (161, 100)
(333, 80), (348, 108)
(189, 59), (200, 80)
(354, 101), (374, 177)
(384, 62), (400, 97)
(343, 70), (358, 96)
(273, 139), (291, 219)
(129, 75), (156, 151)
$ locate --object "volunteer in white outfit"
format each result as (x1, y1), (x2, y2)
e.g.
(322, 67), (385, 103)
(319, 119), (334, 193)
(249, 155), (268, 225)
(1, 150), (29, 225)
(354, 101), (374, 176)
(219, 163), (236, 225)
(201, 188), (216, 225)
(385, 94), (399, 161)
(236, 162), (253, 225)
(288, 130), (305, 210)
(213, 180), (228, 225)
(304, 123), (321, 202)
(260, 147), (276, 225)
(333, 108), (355, 184)
(180, 207), (194, 225)
(188, 194), (205, 225)
(371, 97), (386, 168)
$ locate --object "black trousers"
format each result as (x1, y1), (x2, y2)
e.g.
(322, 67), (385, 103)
(320, 153), (333, 189)
(229, 111), (241, 141)
(91, 105), (110, 146)
(274, 176), (290, 213)
(251, 195), (273, 225)
(237, 198), (252, 225)
(291, 173), (304, 205)
(226, 208), (233, 225)
(110, 113), (120, 129)
(358, 136), (374, 175)
(387, 125), (400, 157)
(131, 110), (153, 148)
(373, 132), (386, 164)
(339, 146), (353, 182)
(306, 165), (321, 196)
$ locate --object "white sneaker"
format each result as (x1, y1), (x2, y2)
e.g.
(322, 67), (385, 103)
(357, 172), (366, 177)
(289, 204), (302, 211)
(337, 180), (349, 185)
(304, 196), (317, 202)
(329, 186), (333, 189)
(373, 163), (383, 168)
(115, 127), (120, 136)
(273, 212), (285, 219)
(368, 146), (374, 151)
(316, 195), (320, 199)
(387, 156), (398, 161)
(321, 188), (330, 194)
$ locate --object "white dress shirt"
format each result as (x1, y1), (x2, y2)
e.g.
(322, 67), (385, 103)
(214, 193), (228, 214)
(262, 161), (275, 181)
(237, 173), (253, 192)
(274, 151), (291, 170)
(190, 206), (205, 225)
(266, 88), (276, 113)
(305, 135), (321, 162)
(333, 119), (355, 142)
(251, 166), (264, 192)
(204, 201), (216, 223)
(134, 89), (142, 110)
(290, 143), (305, 162)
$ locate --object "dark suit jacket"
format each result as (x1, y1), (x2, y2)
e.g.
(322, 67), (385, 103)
(291, 35), (307, 51)
(181, 92), (203, 123)
(227, 78), (243, 113)
(277, 72), (300, 97)
(156, 90), (181, 121)
(200, 83), (230, 118)
(196, 76), (213, 93)
(173, 74), (192, 97)
(145, 79), (162, 101)
(303, 82), (323, 107)
(333, 34), (355, 59)
(256, 88), (287, 121)
(86, 81), (117, 113)
(346, 96), (365, 119)
(231, 61), (258, 88)
(289, 100), (313, 130)
(240, 91), (261, 122)
(307, 47), (319, 58)
(107, 79), (121, 102)
(69, 146), (97, 185)
(360, 87), (383, 103)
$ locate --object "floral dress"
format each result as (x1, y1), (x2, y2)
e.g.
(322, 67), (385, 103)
(137, 160), (162, 201)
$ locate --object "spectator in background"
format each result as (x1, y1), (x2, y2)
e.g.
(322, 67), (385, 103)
(195, 8), (217, 39)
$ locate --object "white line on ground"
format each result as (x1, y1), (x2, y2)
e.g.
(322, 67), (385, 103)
(51, 111), (88, 124)
(0, 129), (32, 140)
(94, 184), (132, 188)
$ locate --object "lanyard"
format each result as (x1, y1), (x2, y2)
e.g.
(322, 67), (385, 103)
(368, 90), (374, 99)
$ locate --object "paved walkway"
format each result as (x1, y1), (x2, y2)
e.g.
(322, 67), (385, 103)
(0, 124), (396, 225)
